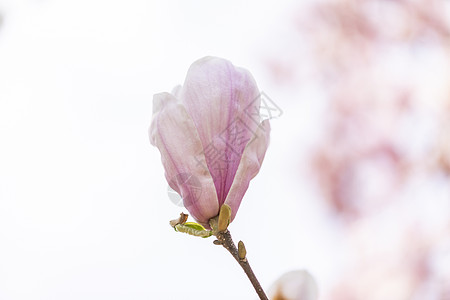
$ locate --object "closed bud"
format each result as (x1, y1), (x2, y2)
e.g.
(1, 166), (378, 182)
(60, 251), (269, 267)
(238, 240), (247, 260)
(218, 204), (232, 232)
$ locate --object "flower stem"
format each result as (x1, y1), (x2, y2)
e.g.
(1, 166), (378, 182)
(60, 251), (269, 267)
(214, 230), (269, 300)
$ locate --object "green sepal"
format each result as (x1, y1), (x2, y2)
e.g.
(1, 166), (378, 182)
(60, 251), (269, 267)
(183, 222), (207, 231)
(174, 223), (212, 238)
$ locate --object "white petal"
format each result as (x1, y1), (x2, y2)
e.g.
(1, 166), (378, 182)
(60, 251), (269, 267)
(268, 270), (319, 300)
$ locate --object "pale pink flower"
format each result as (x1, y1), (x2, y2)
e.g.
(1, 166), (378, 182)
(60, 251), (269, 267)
(149, 57), (270, 226)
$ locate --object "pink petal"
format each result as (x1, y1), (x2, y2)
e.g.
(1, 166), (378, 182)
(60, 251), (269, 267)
(149, 92), (219, 225)
(180, 57), (261, 205)
(224, 120), (270, 221)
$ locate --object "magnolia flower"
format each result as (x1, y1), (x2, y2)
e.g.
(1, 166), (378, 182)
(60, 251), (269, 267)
(268, 270), (319, 300)
(149, 57), (270, 226)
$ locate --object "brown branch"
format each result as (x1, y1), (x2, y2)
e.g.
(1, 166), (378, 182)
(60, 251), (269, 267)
(215, 230), (269, 300)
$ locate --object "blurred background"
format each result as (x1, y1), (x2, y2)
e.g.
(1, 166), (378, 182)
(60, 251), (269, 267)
(0, 0), (449, 299)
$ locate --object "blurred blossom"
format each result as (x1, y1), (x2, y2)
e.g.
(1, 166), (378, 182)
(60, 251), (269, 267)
(431, 100), (450, 177)
(268, 270), (318, 300)
(311, 74), (414, 218)
(297, 0), (450, 80)
(268, 0), (450, 218)
(304, 0), (450, 218)
(265, 0), (450, 299)
(328, 224), (450, 300)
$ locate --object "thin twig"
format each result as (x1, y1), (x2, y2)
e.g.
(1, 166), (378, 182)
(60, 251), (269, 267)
(215, 230), (269, 300)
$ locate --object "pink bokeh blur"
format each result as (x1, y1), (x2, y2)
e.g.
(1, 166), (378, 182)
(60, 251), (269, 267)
(267, 0), (450, 299)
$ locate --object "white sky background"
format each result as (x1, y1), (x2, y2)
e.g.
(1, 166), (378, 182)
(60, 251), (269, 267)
(0, 0), (353, 299)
